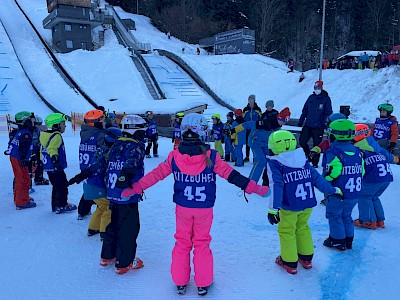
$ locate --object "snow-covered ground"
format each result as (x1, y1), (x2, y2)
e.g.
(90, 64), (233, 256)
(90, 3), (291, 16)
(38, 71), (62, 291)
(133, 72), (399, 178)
(1, 132), (400, 299)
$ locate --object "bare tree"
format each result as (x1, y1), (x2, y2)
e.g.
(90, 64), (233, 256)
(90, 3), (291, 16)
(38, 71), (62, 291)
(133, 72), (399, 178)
(252, 0), (285, 53)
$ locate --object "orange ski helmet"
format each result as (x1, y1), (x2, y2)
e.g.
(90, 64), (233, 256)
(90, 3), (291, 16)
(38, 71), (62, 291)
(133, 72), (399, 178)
(354, 123), (371, 142)
(84, 109), (105, 126)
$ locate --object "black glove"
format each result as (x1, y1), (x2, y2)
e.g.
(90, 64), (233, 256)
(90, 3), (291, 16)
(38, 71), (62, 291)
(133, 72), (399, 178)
(115, 168), (136, 189)
(307, 151), (316, 161)
(297, 122), (303, 127)
(387, 142), (397, 152)
(51, 155), (61, 171)
(19, 159), (29, 168)
(267, 210), (280, 225)
(223, 129), (234, 136)
(68, 169), (90, 186)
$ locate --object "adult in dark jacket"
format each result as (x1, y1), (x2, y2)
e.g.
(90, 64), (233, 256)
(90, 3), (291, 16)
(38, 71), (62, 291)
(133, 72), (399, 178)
(298, 80), (333, 167)
(243, 94), (262, 162)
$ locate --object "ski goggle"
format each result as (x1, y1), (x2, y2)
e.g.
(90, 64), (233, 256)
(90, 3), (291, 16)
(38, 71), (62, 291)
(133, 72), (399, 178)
(378, 103), (393, 112)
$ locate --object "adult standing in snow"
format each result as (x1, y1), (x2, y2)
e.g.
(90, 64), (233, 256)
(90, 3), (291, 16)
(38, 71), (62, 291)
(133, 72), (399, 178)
(145, 111), (159, 158)
(248, 100), (281, 183)
(298, 80), (332, 167)
(287, 58), (294, 72)
(242, 94), (262, 162)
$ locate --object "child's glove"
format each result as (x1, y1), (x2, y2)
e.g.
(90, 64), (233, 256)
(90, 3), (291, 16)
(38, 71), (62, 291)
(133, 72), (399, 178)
(51, 155), (61, 171)
(121, 183), (143, 201)
(267, 209), (280, 225)
(334, 187), (343, 199)
(308, 146), (321, 161)
(68, 169), (90, 186)
(245, 180), (271, 197)
(394, 156), (400, 164)
(116, 168), (136, 189)
(387, 142), (397, 152)
(19, 159), (29, 168)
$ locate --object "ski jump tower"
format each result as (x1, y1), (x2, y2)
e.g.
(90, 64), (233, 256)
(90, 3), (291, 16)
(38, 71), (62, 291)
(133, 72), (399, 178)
(43, 0), (103, 53)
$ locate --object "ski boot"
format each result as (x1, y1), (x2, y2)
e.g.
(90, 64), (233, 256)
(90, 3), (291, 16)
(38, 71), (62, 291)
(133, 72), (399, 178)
(198, 286), (209, 296)
(145, 155), (152, 158)
(177, 285), (187, 295)
(153, 154), (159, 158)
(275, 256), (297, 274)
(100, 257), (116, 267)
(87, 229), (100, 236)
(55, 203), (77, 214)
(354, 219), (377, 230)
(115, 258), (144, 274)
(16, 198), (37, 210)
(298, 254), (313, 269)
(376, 220), (385, 228)
(346, 237), (354, 250)
(35, 178), (50, 185)
(323, 236), (346, 251)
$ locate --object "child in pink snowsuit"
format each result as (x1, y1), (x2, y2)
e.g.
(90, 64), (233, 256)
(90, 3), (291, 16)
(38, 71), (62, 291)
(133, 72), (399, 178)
(122, 113), (270, 296)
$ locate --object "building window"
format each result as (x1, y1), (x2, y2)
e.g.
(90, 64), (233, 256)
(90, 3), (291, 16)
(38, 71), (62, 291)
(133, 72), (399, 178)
(82, 8), (86, 16)
(66, 40), (73, 49)
(65, 24), (72, 31)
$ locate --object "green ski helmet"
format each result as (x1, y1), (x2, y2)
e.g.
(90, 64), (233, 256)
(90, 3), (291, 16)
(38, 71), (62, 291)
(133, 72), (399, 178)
(45, 113), (67, 128)
(15, 111), (32, 124)
(327, 119), (355, 141)
(378, 103), (394, 114)
(268, 130), (297, 155)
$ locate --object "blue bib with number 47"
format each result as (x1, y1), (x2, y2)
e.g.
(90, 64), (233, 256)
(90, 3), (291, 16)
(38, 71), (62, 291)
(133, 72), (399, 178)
(172, 150), (217, 208)
(281, 164), (317, 211)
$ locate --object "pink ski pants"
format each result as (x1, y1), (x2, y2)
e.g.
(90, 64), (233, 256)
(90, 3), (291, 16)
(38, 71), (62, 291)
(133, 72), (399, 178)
(171, 205), (214, 287)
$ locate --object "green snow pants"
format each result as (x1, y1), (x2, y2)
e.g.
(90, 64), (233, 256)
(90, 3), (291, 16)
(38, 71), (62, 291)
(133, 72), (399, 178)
(214, 140), (224, 158)
(278, 208), (314, 263)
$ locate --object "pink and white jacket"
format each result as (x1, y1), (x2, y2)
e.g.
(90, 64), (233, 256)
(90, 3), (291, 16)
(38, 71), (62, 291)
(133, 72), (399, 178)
(122, 148), (269, 202)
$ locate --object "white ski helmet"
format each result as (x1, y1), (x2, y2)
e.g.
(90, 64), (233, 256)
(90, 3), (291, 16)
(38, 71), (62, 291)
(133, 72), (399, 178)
(120, 114), (147, 135)
(181, 113), (208, 140)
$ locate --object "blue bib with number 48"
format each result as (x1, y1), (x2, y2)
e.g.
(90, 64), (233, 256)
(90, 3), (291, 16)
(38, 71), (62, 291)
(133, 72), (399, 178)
(172, 150), (217, 208)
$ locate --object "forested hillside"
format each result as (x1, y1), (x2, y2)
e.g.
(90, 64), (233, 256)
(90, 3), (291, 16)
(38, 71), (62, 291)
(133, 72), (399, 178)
(108, 0), (400, 69)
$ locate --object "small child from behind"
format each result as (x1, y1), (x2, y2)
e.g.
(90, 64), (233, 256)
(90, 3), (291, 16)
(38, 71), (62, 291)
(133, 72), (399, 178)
(223, 112), (235, 162)
(322, 120), (364, 251)
(121, 113), (270, 296)
(211, 113), (224, 158)
(267, 130), (342, 275)
(172, 112), (184, 150)
(353, 124), (399, 229)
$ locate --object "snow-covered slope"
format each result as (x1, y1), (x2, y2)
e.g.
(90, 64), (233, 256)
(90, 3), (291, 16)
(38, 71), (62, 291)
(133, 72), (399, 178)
(0, 0), (94, 115)
(0, 19), (52, 117)
(126, 10), (400, 123)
